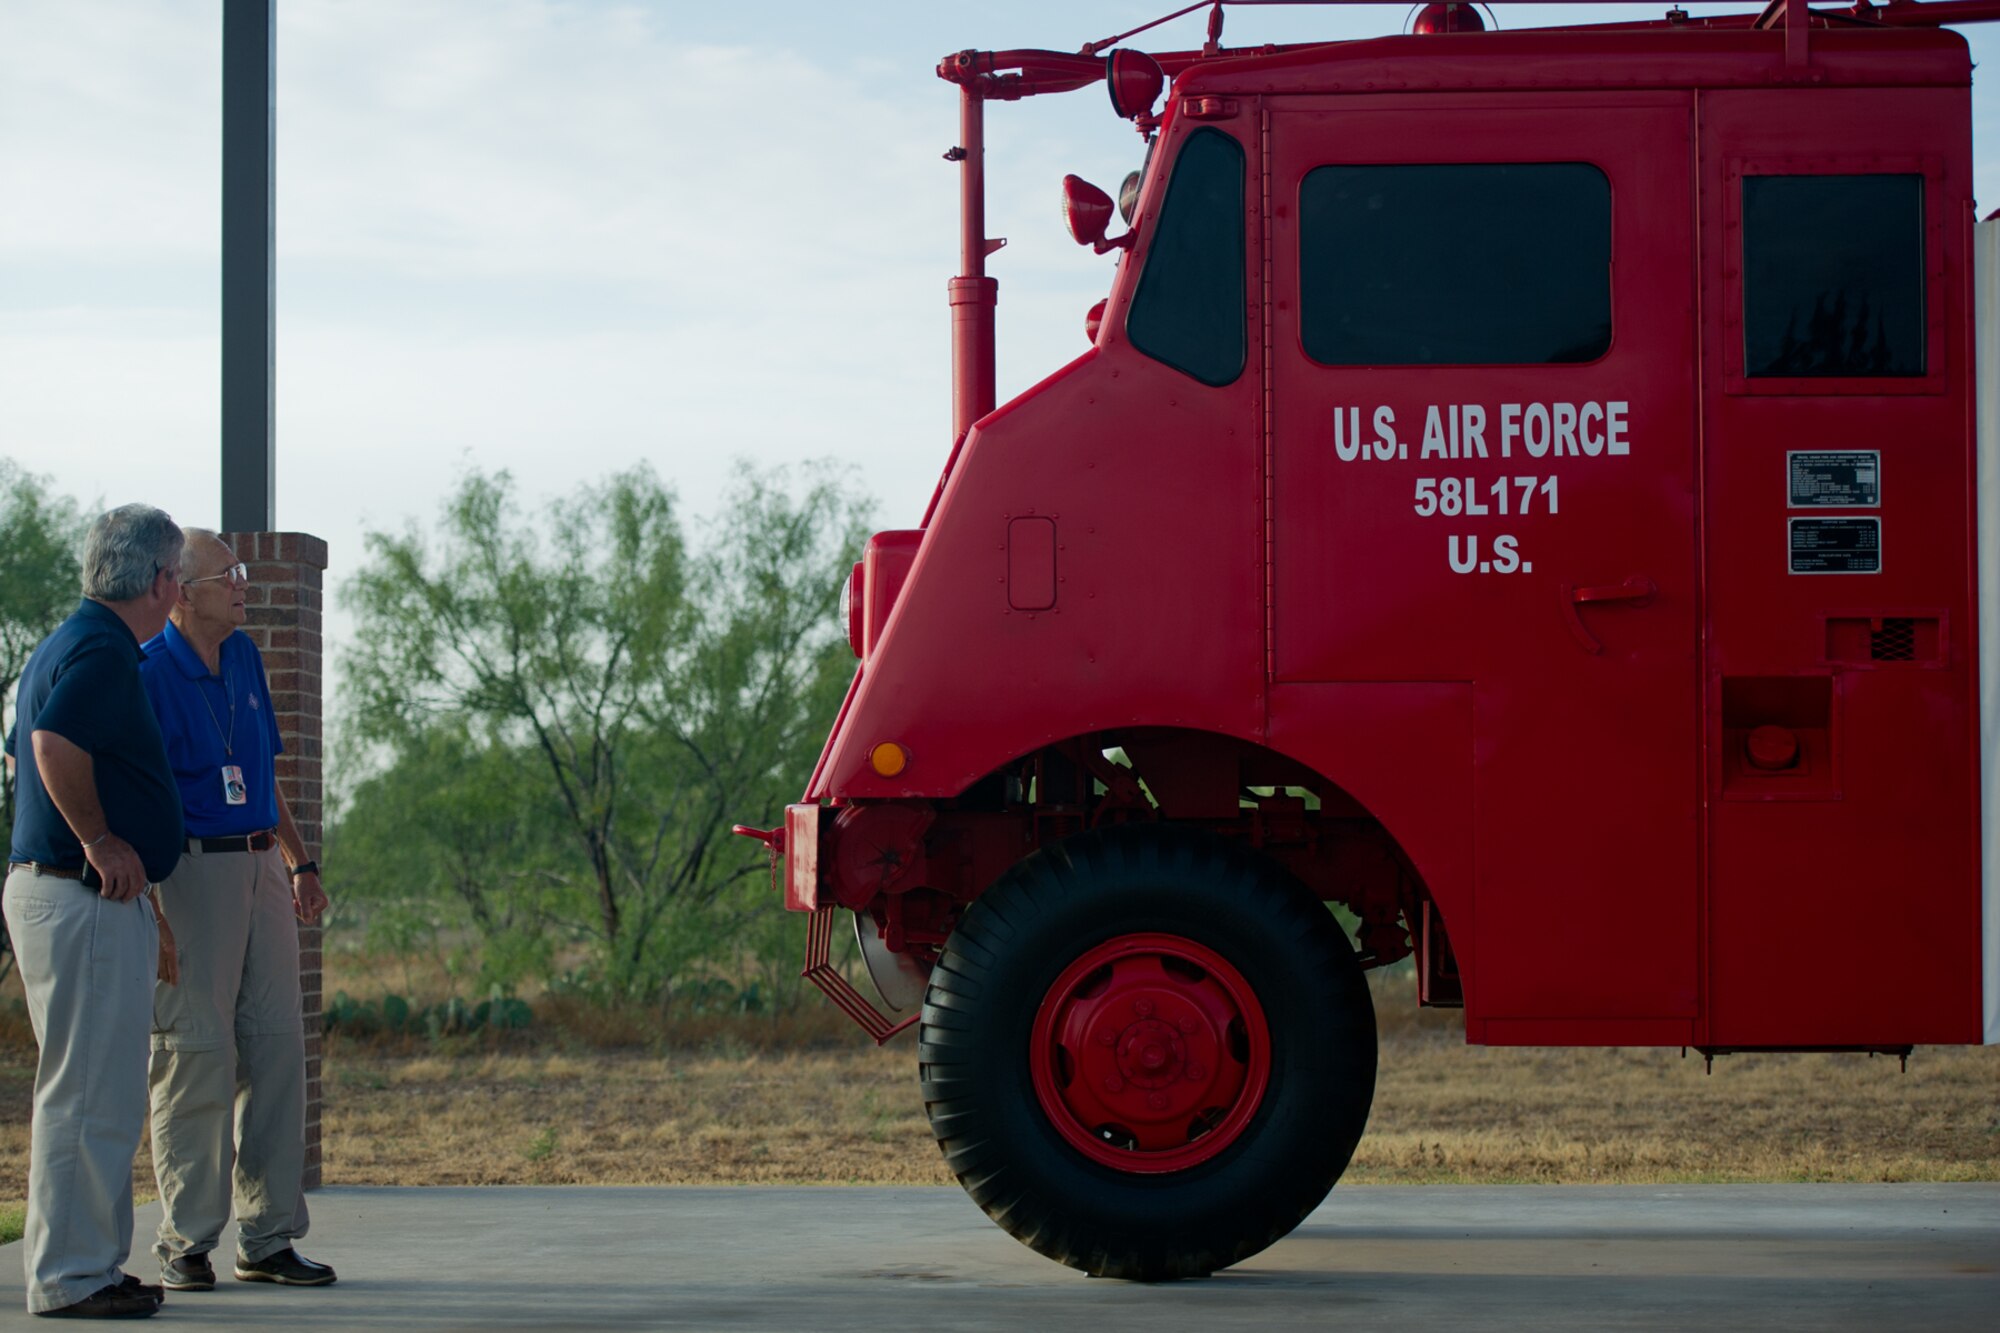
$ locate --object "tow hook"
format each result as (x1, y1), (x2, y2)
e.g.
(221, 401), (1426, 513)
(731, 824), (787, 855)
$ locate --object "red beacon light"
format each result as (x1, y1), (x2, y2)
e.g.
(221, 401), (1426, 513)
(1412, 3), (1488, 33)
(1104, 48), (1165, 120)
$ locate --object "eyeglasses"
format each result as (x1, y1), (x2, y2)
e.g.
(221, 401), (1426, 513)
(183, 562), (248, 588)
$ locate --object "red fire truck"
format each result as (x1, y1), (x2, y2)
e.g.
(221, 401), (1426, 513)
(738, 0), (2000, 1280)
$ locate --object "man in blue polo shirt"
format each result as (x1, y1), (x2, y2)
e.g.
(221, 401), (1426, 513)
(138, 529), (335, 1294)
(5, 503), (185, 1320)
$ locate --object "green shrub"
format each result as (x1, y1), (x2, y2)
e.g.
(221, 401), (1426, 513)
(323, 985), (534, 1041)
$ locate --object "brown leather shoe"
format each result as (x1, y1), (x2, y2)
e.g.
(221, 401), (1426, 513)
(32, 1281), (160, 1318)
(233, 1247), (336, 1286)
(116, 1275), (164, 1301)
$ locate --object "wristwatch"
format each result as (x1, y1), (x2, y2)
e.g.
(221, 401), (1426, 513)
(288, 860), (319, 880)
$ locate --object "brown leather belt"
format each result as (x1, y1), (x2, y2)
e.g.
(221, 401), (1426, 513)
(187, 831), (277, 854)
(6, 861), (87, 881)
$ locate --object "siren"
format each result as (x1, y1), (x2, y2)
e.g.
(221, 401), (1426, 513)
(1412, 3), (1487, 34)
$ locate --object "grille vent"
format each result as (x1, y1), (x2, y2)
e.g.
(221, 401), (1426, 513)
(1824, 614), (1942, 667)
(1869, 618), (1917, 662)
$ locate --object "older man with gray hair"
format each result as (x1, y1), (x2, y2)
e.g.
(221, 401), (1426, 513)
(139, 528), (333, 1293)
(5, 504), (186, 1320)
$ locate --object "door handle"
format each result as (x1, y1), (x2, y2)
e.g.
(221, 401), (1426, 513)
(1561, 575), (1657, 654)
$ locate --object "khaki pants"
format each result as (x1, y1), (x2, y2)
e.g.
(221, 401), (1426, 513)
(3, 866), (158, 1313)
(149, 844), (309, 1266)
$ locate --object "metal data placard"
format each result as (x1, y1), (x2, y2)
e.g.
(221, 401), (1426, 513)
(1788, 451), (1881, 508)
(1789, 517), (1882, 574)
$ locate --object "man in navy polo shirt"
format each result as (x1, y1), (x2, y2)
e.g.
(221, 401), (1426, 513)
(5, 504), (185, 1320)
(138, 529), (335, 1294)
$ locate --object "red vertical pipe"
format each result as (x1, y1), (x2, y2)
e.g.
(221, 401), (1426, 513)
(949, 85), (998, 444)
(959, 84), (987, 278)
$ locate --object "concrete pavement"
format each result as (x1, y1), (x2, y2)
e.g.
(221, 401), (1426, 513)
(2, 1184), (1995, 1330)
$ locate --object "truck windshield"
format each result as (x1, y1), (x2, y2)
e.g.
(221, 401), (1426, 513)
(1127, 127), (1246, 386)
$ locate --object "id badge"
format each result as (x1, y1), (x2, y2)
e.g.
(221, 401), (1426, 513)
(221, 764), (248, 806)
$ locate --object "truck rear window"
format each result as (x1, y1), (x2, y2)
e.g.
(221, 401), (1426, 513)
(1741, 174), (1925, 378)
(1127, 128), (1246, 386)
(1299, 162), (1611, 366)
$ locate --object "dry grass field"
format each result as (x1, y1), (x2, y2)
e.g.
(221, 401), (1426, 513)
(308, 975), (2000, 1189)
(3, 956), (1996, 1237)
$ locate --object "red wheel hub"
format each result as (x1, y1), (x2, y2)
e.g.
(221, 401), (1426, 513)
(1029, 932), (1270, 1172)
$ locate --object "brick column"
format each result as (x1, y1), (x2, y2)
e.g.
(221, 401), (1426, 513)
(224, 530), (327, 1190)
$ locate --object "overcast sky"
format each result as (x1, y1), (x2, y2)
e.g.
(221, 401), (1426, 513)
(3, 1), (1996, 604)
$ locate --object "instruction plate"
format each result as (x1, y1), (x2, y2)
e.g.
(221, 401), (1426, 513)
(1788, 451), (1881, 508)
(1789, 517), (1881, 574)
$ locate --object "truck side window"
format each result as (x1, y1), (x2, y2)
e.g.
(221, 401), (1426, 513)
(1127, 127), (1246, 386)
(1741, 174), (1925, 378)
(1300, 163), (1611, 366)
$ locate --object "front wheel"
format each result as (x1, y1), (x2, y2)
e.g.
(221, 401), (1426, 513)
(919, 825), (1377, 1280)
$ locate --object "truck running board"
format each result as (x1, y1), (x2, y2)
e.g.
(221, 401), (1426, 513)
(1690, 1045), (1914, 1074)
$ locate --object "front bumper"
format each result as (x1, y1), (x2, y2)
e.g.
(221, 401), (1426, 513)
(781, 803), (822, 912)
(735, 803), (916, 1043)
(734, 803), (824, 912)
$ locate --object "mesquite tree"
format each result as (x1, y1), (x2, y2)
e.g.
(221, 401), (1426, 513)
(335, 463), (867, 1000)
(0, 460), (85, 985)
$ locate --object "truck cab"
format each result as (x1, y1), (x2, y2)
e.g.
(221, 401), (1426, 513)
(738, 0), (2000, 1281)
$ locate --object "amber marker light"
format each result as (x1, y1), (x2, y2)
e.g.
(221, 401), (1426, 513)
(870, 742), (910, 778)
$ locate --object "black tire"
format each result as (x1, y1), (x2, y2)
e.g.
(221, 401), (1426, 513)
(919, 824), (1377, 1280)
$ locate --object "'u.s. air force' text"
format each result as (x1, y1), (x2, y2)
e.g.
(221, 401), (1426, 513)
(1332, 401), (1632, 575)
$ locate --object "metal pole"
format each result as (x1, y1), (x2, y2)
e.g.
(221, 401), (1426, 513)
(947, 87), (998, 444)
(221, 0), (275, 532)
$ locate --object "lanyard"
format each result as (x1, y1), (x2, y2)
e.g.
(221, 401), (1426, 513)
(196, 666), (237, 757)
